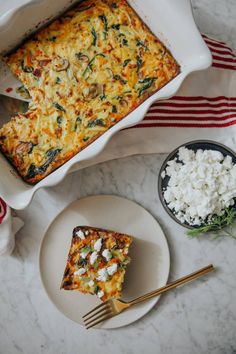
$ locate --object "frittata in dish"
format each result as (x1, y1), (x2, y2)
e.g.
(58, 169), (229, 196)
(0, 0), (180, 184)
(61, 226), (133, 301)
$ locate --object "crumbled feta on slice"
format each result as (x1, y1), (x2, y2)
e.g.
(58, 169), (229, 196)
(102, 249), (112, 261)
(74, 268), (86, 276)
(80, 247), (90, 259)
(88, 280), (94, 287)
(90, 251), (98, 265)
(97, 268), (108, 282)
(94, 238), (103, 252)
(97, 290), (104, 298)
(107, 263), (118, 276)
(75, 229), (85, 240)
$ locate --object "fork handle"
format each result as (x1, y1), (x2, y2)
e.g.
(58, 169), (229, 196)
(129, 264), (214, 306)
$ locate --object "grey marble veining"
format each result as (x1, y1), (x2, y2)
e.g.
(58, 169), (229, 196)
(191, 0), (236, 52)
(1, 1), (236, 354)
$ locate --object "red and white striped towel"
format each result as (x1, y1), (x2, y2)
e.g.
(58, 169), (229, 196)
(71, 35), (236, 172)
(137, 35), (236, 129)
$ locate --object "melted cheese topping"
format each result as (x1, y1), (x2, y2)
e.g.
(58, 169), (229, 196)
(61, 226), (133, 301)
(0, 0), (179, 184)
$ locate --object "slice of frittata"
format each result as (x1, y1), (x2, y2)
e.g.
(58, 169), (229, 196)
(61, 226), (132, 301)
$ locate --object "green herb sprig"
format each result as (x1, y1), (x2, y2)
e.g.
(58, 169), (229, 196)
(187, 207), (236, 240)
(20, 60), (33, 73)
(136, 56), (142, 72)
(137, 40), (148, 51)
(87, 118), (105, 128)
(99, 15), (108, 39)
(123, 59), (131, 67)
(138, 77), (157, 97)
(53, 102), (66, 112)
(91, 27), (97, 46)
(82, 53), (105, 78)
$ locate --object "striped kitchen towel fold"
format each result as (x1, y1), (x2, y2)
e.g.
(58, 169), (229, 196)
(71, 35), (236, 172)
(203, 35), (236, 71)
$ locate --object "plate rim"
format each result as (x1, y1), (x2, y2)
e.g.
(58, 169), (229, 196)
(39, 194), (171, 329)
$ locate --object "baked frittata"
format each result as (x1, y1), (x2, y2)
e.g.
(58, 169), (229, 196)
(0, 0), (180, 184)
(61, 226), (133, 301)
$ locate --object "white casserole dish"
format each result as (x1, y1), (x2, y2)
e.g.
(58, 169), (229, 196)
(0, 0), (212, 209)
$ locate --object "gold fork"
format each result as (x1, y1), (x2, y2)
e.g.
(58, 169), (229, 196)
(83, 264), (214, 329)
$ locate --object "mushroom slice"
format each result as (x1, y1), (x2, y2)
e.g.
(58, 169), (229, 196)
(105, 68), (113, 78)
(75, 53), (89, 63)
(87, 83), (104, 99)
(53, 57), (70, 72)
(16, 141), (34, 155)
(119, 99), (128, 107)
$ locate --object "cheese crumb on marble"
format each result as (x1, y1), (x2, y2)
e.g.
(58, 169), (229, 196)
(75, 229), (85, 239)
(162, 147), (236, 226)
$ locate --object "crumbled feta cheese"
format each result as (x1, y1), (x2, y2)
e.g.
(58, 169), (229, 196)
(102, 249), (112, 261)
(90, 251), (98, 265)
(96, 268), (108, 282)
(80, 248), (90, 259)
(75, 229), (85, 239)
(161, 170), (166, 179)
(85, 230), (89, 236)
(162, 147), (236, 226)
(107, 263), (118, 276)
(97, 290), (104, 298)
(94, 238), (103, 252)
(88, 280), (94, 287)
(74, 268), (86, 276)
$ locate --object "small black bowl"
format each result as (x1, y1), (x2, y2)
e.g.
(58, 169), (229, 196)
(158, 140), (236, 229)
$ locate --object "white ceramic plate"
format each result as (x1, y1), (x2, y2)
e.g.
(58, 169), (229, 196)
(39, 195), (170, 329)
(0, 0), (212, 210)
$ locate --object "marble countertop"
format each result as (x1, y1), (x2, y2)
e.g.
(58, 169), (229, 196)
(1, 1), (236, 354)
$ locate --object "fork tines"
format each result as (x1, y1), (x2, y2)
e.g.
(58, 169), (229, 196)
(83, 300), (114, 329)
